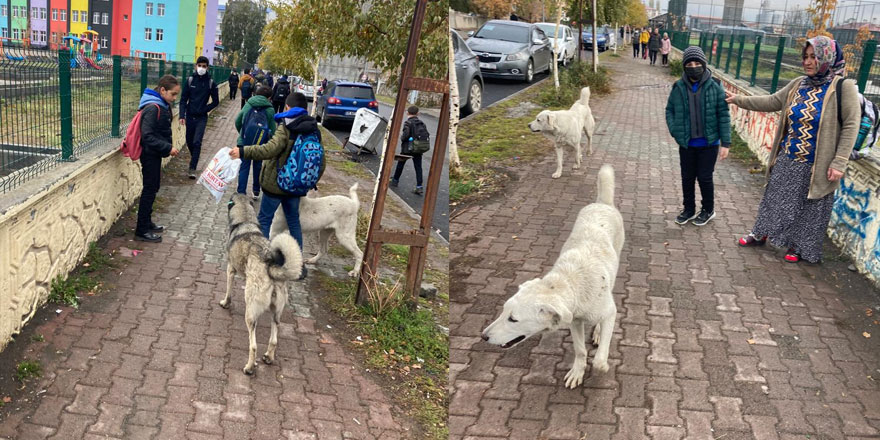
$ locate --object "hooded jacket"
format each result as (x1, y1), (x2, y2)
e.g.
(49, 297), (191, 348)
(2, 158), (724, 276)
(640, 31), (650, 44)
(138, 89), (173, 158)
(228, 72), (239, 88)
(234, 95), (278, 146)
(665, 67), (731, 149)
(179, 72), (219, 119)
(648, 33), (662, 51)
(238, 108), (323, 197)
(239, 74), (256, 92)
(272, 77), (291, 103)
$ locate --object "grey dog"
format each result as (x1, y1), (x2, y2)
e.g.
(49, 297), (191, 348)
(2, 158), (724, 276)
(222, 193), (303, 375)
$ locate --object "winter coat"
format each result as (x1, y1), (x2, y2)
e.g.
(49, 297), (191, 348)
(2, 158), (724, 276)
(228, 73), (239, 88)
(238, 110), (322, 197)
(179, 73), (219, 119)
(234, 95), (278, 146)
(138, 89), (173, 158)
(731, 76), (860, 199)
(631, 31), (640, 45)
(665, 70), (731, 149)
(239, 74), (256, 91)
(648, 33), (662, 51)
(640, 31), (650, 44)
(661, 38), (671, 55)
(272, 77), (291, 103)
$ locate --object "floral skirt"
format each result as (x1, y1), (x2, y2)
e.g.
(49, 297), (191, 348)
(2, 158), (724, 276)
(751, 155), (834, 263)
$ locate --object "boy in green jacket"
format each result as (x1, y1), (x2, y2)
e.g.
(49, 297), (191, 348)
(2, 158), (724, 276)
(665, 46), (731, 226)
(235, 85), (277, 199)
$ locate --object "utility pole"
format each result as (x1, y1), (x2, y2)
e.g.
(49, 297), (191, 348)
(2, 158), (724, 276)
(578, 0), (583, 61)
(592, 0), (598, 72)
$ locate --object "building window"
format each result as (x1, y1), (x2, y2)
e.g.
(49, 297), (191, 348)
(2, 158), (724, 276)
(31, 7), (37, 20)
(124, 15), (128, 21)
(41, 8), (46, 19)
(146, 2), (153, 15)
(12, 28), (20, 40)
(11, 5), (16, 18)
(101, 37), (108, 48)
(40, 30), (46, 42)
(1, 5), (7, 17)
(72, 10), (78, 22)
(52, 8), (57, 20)
(156, 29), (164, 41)
(145, 28), (152, 40)
(60, 10), (66, 21)
(2, 28), (8, 39)
(82, 11), (87, 22)
(158, 4), (165, 16)
(102, 13), (109, 25)
(93, 12), (100, 24)
(51, 32), (57, 43)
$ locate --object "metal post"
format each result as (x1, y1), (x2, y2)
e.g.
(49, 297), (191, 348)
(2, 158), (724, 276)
(111, 55), (122, 137)
(735, 34), (745, 79)
(715, 34), (724, 66)
(770, 36), (786, 93)
(577, 0), (583, 61)
(59, 49), (75, 161)
(750, 35), (762, 87)
(171, 61), (177, 77)
(140, 58), (148, 94)
(725, 31), (735, 73)
(857, 39), (877, 93)
(159, 59), (165, 77)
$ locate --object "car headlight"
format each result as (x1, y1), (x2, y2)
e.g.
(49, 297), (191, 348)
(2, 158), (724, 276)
(506, 52), (527, 61)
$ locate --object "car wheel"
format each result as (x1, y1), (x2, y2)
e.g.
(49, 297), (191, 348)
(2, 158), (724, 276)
(462, 78), (482, 115)
(524, 59), (534, 83)
(562, 51), (569, 67)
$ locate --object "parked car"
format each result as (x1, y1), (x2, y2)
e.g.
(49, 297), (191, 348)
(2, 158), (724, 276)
(293, 76), (321, 101)
(452, 29), (483, 115)
(315, 81), (379, 126)
(535, 22), (577, 66)
(582, 25), (612, 51)
(466, 20), (553, 83)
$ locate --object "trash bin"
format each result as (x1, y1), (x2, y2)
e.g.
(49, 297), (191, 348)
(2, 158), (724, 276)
(344, 108), (388, 156)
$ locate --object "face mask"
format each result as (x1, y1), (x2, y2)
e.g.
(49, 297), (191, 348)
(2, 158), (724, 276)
(685, 65), (704, 81)
(197, 67), (207, 76)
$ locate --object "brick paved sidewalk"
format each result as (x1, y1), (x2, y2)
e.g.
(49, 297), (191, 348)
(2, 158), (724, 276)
(0, 99), (413, 439)
(449, 56), (880, 439)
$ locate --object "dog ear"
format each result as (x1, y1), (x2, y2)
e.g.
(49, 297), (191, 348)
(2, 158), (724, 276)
(546, 112), (556, 126)
(538, 299), (573, 327)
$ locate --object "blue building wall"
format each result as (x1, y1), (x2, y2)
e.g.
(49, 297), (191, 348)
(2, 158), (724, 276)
(1, 0), (8, 41)
(129, 0), (180, 59)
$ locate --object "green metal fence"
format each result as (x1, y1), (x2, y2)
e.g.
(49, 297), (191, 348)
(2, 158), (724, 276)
(0, 48), (231, 194)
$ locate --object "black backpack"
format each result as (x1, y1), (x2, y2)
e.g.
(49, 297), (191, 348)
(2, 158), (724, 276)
(408, 118), (431, 154)
(240, 79), (253, 99)
(273, 82), (290, 103)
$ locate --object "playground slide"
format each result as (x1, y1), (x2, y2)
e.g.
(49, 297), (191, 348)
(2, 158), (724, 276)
(5, 53), (25, 61)
(83, 56), (102, 70)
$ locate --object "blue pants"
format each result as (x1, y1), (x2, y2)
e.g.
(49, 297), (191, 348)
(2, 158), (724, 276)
(258, 193), (303, 250)
(185, 115), (208, 171)
(236, 159), (262, 194)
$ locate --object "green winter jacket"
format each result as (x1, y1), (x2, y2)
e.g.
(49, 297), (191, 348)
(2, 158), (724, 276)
(234, 95), (277, 146)
(239, 113), (323, 197)
(665, 75), (732, 148)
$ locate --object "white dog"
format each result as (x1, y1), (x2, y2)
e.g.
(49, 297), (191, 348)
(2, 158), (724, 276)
(528, 87), (595, 179)
(270, 183), (363, 277)
(481, 165), (624, 388)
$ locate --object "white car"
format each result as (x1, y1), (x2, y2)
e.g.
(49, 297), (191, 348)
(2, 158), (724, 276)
(536, 23), (577, 66)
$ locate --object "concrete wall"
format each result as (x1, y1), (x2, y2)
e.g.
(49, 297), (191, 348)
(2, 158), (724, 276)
(450, 11), (486, 33)
(671, 47), (880, 287)
(0, 82), (229, 351)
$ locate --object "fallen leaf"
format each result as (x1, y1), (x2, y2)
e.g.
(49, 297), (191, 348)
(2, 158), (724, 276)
(867, 309), (874, 317)
(411, 364), (422, 369)
(747, 339), (756, 345)
(2, 397), (11, 403)
(864, 332), (871, 339)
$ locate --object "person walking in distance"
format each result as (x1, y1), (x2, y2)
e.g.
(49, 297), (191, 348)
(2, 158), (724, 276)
(640, 28), (650, 60)
(179, 56), (219, 179)
(632, 28), (641, 58)
(239, 68), (256, 109)
(648, 28), (661, 65)
(135, 75), (181, 243)
(661, 32), (672, 66)
(272, 75), (292, 114)
(391, 106), (431, 195)
(228, 70), (239, 101)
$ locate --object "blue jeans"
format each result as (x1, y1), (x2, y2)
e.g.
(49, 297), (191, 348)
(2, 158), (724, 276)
(257, 193), (303, 250)
(236, 159), (262, 194)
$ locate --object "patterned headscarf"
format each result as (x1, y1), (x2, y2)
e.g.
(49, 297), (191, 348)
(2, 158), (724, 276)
(802, 36), (842, 87)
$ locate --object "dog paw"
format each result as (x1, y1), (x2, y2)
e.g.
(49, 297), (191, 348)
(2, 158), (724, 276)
(592, 358), (609, 374)
(242, 365), (255, 375)
(261, 354), (274, 365)
(348, 269), (358, 277)
(551, 172), (562, 179)
(573, 163), (581, 169)
(564, 367), (585, 388)
(219, 300), (230, 309)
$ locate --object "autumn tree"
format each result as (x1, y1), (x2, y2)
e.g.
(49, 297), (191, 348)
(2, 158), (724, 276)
(805, 0), (837, 38)
(843, 24), (872, 75)
(472, 0), (513, 19)
(221, 0), (268, 66)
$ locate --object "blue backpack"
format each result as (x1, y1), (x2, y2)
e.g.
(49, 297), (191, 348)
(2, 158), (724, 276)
(277, 132), (324, 196)
(241, 105), (271, 146)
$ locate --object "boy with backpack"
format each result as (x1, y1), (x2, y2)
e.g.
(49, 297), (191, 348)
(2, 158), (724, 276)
(135, 75), (181, 243)
(272, 75), (292, 114)
(391, 106), (431, 195)
(228, 70), (240, 101)
(179, 56), (220, 179)
(229, 92), (323, 280)
(235, 85), (277, 200)
(239, 68), (256, 108)
(665, 46), (730, 227)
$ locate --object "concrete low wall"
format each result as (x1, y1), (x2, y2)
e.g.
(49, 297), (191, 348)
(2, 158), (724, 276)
(670, 48), (880, 286)
(451, 11), (486, 33)
(0, 82), (229, 351)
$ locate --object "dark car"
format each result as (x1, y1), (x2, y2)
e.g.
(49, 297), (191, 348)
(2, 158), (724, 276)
(315, 81), (378, 126)
(453, 29), (483, 115)
(466, 20), (553, 83)
(582, 26), (611, 51)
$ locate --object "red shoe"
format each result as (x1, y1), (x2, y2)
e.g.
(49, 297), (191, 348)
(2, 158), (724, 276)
(784, 249), (800, 263)
(738, 234), (767, 247)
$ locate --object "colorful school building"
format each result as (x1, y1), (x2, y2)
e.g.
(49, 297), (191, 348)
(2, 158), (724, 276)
(0, 0), (219, 63)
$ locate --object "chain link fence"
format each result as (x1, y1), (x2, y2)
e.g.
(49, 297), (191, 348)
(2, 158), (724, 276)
(0, 47), (231, 194)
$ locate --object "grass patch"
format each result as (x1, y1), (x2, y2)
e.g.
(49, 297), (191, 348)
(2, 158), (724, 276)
(376, 94), (398, 106)
(729, 130), (765, 173)
(48, 241), (113, 308)
(15, 360), (42, 383)
(318, 273), (448, 439)
(30, 334), (44, 342)
(537, 61), (611, 108)
(669, 58), (683, 77)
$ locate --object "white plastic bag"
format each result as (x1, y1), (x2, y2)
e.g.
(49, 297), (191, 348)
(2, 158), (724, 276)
(197, 147), (241, 203)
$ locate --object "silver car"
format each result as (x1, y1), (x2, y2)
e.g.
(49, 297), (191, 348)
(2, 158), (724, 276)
(466, 20), (553, 83)
(453, 29), (483, 115)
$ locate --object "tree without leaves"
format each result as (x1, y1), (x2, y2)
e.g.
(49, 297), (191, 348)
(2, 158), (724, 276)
(221, 0), (268, 67)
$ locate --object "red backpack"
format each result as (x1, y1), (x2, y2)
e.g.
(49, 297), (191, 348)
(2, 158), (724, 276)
(120, 103), (160, 161)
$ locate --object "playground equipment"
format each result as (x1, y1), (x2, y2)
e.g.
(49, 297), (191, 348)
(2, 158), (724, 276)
(62, 33), (103, 69)
(0, 38), (27, 61)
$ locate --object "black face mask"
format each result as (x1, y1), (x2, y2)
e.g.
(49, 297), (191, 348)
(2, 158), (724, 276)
(685, 65), (705, 82)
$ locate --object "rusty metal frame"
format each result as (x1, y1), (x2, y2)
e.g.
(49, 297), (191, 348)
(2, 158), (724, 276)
(355, 0), (449, 305)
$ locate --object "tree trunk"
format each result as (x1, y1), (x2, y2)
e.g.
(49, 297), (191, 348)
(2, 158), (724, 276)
(592, 0), (598, 72)
(614, 22), (618, 54)
(311, 56), (320, 117)
(552, 0), (563, 89)
(578, 0), (583, 61)
(448, 27), (461, 170)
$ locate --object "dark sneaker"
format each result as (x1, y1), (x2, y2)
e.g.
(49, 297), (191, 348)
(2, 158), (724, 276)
(149, 224), (165, 233)
(413, 186), (423, 195)
(188, 170), (197, 179)
(253, 192), (260, 201)
(134, 232), (162, 243)
(692, 209), (716, 226)
(390, 179), (399, 188)
(675, 210), (697, 225)
(297, 264), (308, 281)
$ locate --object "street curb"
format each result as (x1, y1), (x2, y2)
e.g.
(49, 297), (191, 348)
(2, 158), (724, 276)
(460, 76), (550, 123)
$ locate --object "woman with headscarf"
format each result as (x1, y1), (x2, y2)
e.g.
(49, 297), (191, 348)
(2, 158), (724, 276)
(724, 36), (860, 263)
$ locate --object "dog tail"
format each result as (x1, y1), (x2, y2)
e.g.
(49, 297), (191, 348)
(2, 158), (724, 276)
(348, 182), (359, 205)
(578, 87), (591, 106)
(266, 232), (303, 281)
(597, 164), (615, 206)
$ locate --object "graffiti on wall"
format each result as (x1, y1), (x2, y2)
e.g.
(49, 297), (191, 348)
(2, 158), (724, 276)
(720, 78), (777, 165)
(829, 172), (880, 281)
